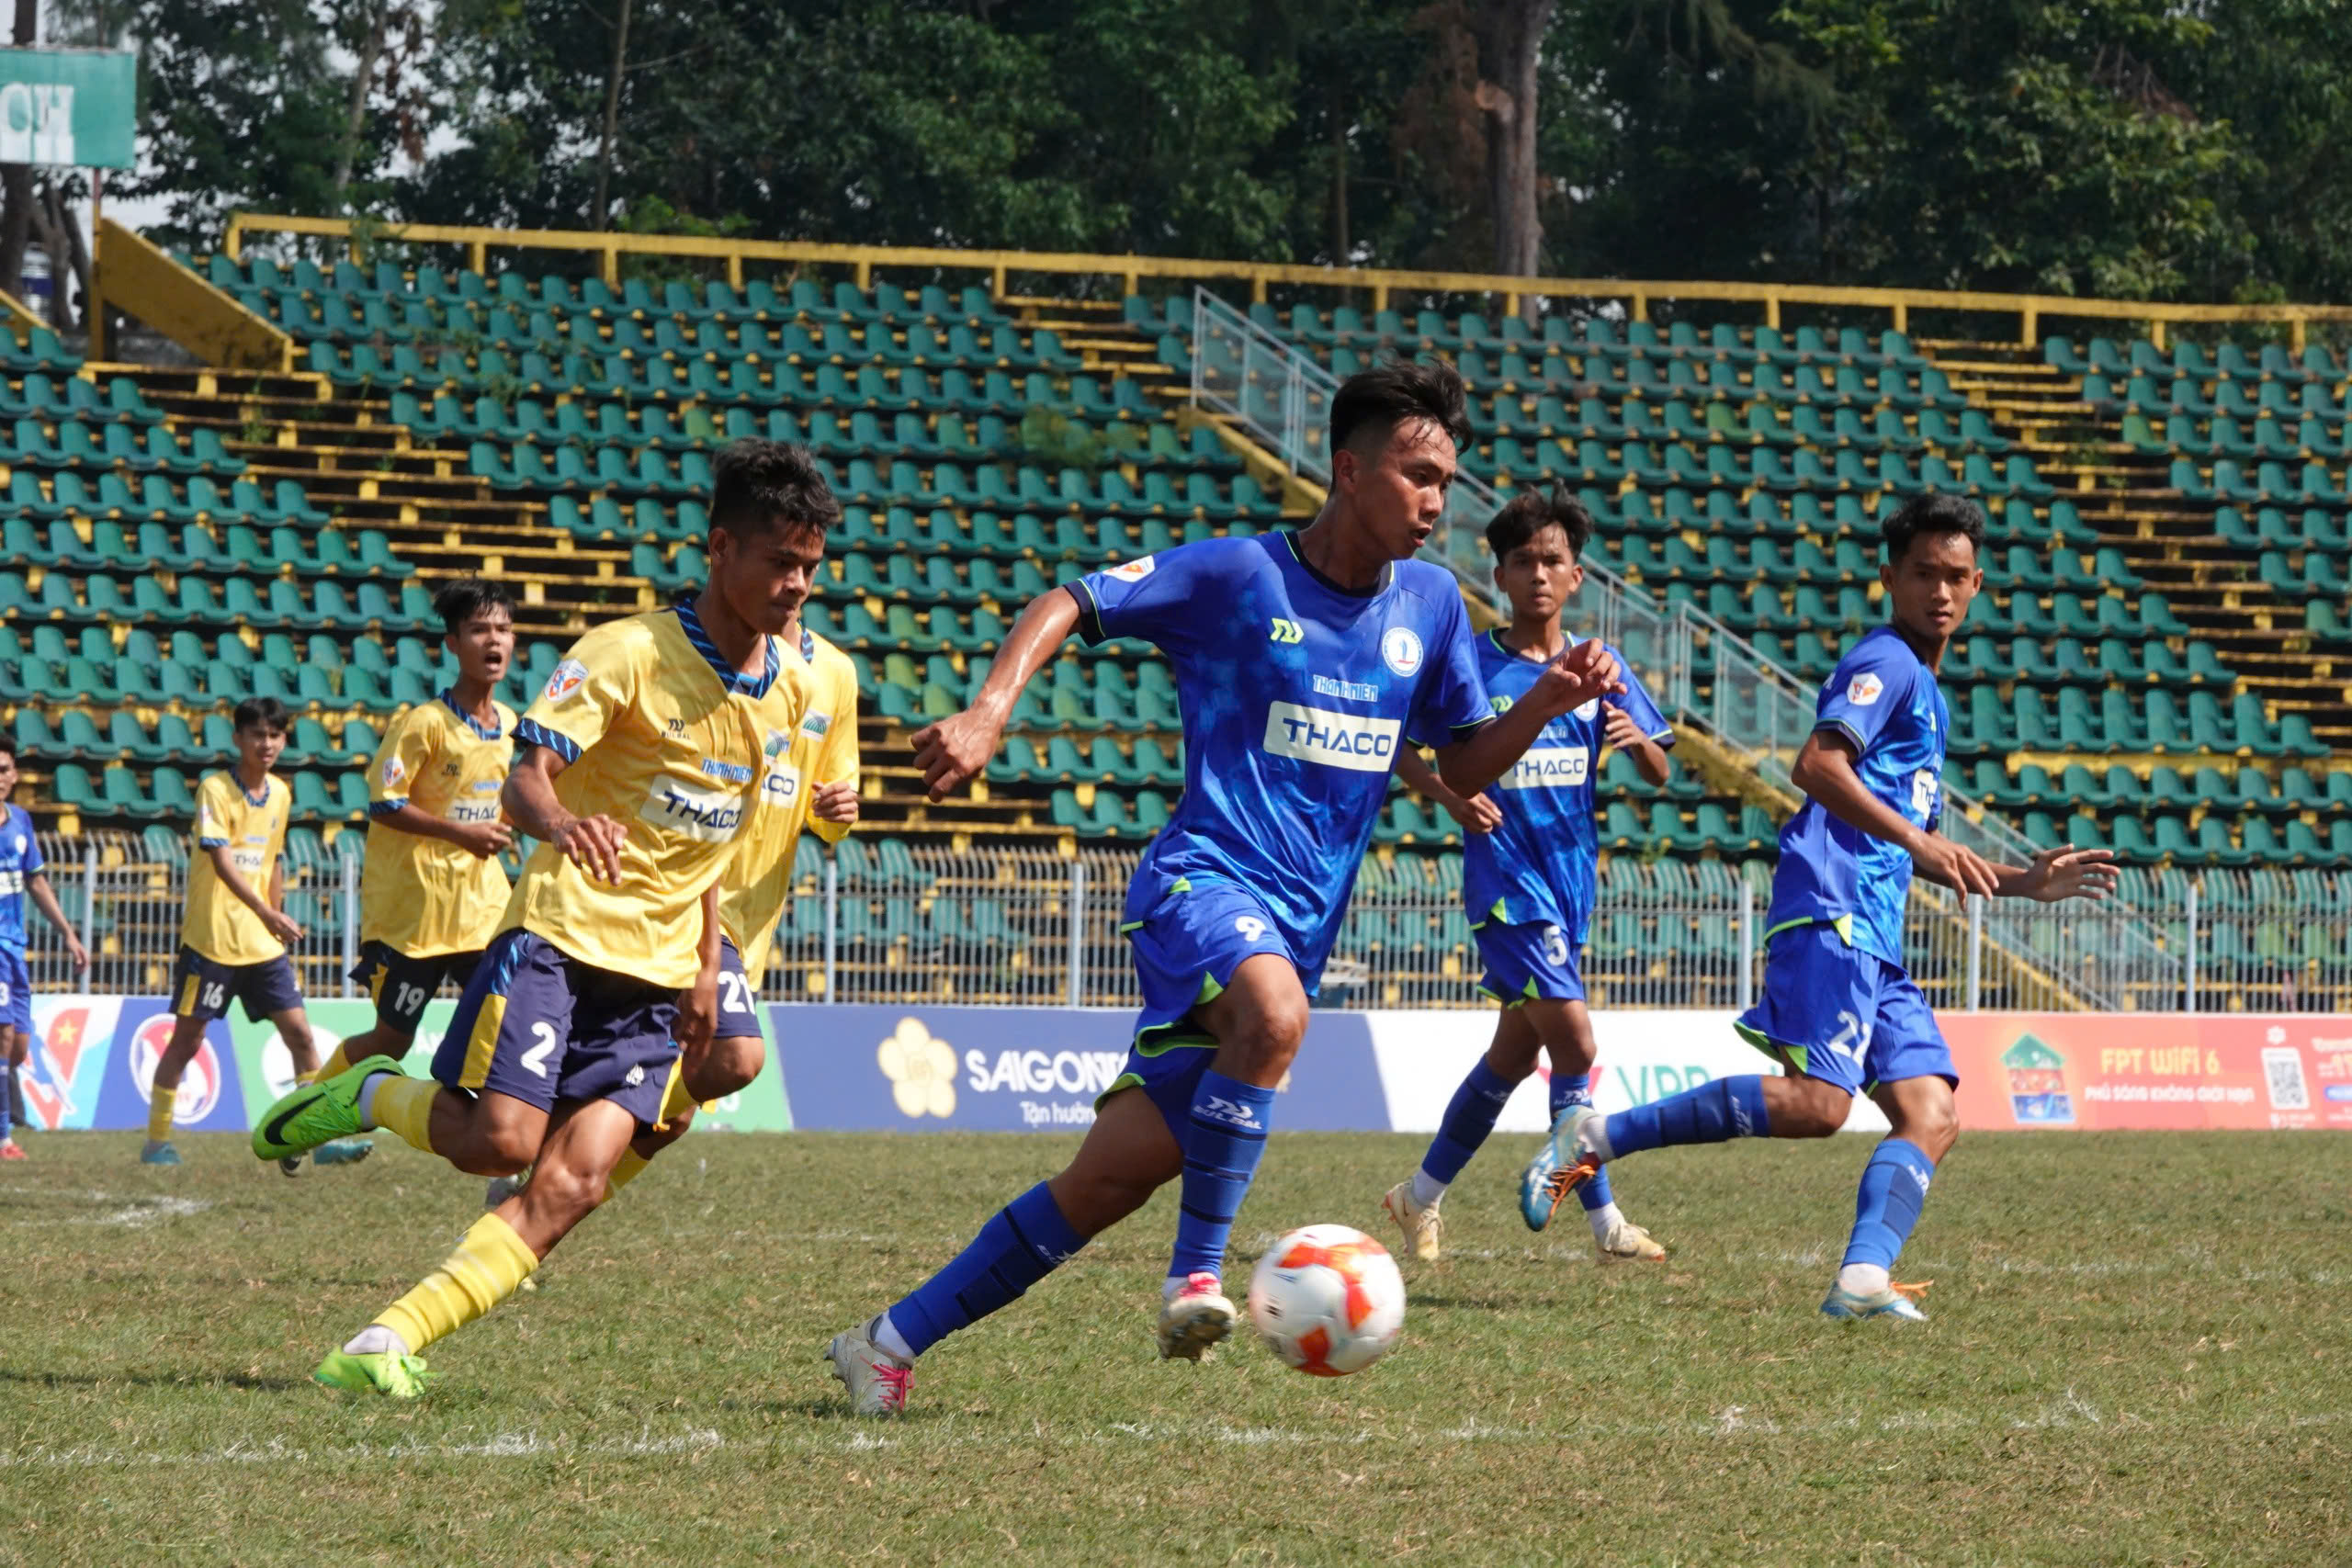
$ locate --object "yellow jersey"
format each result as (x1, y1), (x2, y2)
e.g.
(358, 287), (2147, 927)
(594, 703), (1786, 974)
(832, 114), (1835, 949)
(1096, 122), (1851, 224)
(720, 622), (862, 987)
(504, 601), (797, 989)
(182, 771), (291, 966)
(360, 692), (518, 957)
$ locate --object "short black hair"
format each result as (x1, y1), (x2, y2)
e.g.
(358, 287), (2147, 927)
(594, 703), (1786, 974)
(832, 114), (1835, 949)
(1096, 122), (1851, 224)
(232, 696), (289, 736)
(709, 438), (841, 540)
(1486, 485), (1594, 564)
(0, 739), (15, 765)
(433, 576), (517, 631)
(1882, 493), (1984, 566)
(1329, 356), (1470, 458)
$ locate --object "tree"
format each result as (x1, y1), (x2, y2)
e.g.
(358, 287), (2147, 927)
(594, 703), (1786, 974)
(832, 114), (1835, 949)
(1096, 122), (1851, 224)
(1475, 0), (1555, 282)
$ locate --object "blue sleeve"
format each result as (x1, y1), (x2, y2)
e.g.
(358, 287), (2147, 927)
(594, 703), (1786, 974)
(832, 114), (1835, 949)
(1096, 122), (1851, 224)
(1407, 591), (1493, 748)
(1605, 650), (1675, 746)
(17, 812), (40, 875)
(1067, 544), (1213, 654)
(1814, 638), (1912, 756)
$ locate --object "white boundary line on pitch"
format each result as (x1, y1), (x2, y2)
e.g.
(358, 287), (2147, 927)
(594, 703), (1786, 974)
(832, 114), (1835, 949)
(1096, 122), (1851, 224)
(6, 1406), (2346, 1469)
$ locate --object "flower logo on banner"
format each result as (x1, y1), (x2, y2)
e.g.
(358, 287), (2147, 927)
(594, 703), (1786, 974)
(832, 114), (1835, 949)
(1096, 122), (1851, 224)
(877, 1017), (957, 1119)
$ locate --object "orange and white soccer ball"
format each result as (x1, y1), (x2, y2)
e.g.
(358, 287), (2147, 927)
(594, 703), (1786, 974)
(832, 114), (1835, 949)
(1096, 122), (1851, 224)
(1247, 1224), (1407, 1377)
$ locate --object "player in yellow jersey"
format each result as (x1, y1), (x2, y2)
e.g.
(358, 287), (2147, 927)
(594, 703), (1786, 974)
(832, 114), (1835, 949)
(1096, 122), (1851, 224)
(310, 580), (518, 1083)
(487, 580), (863, 1208)
(144, 698), (345, 1168)
(252, 440), (839, 1397)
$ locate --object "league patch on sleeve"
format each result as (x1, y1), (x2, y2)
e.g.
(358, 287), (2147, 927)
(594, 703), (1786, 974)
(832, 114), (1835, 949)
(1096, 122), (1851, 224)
(1104, 556), (1156, 581)
(381, 755), (406, 787)
(1846, 671), (1884, 706)
(544, 659), (589, 703)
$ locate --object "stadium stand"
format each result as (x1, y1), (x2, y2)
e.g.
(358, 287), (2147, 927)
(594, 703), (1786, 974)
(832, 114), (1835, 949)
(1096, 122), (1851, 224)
(1, 220), (2344, 1010)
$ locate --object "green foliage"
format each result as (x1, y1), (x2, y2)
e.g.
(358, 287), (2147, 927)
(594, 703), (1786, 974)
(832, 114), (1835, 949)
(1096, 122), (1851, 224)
(1019, 407), (1115, 472)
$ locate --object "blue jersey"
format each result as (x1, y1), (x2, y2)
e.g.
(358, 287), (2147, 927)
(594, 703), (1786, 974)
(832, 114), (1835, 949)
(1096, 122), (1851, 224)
(1069, 531), (1491, 979)
(1765, 626), (1949, 967)
(1463, 630), (1674, 937)
(0, 804), (40, 955)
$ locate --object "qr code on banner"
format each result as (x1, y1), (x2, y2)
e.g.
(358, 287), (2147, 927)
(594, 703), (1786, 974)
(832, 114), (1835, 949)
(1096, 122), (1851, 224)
(2261, 1046), (2309, 1111)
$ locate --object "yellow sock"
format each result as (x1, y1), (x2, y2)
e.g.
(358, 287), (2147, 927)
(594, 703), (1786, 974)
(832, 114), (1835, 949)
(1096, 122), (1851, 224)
(306, 1043), (355, 1084)
(372, 1212), (539, 1356)
(371, 1076), (439, 1155)
(604, 1148), (650, 1200)
(146, 1083), (175, 1144)
(654, 1067), (697, 1130)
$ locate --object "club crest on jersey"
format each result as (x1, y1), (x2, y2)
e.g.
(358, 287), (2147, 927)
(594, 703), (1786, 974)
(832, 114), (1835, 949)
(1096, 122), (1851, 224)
(1105, 555), (1156, 582)
(1847, 671), (1884, 706)
(545, 659), (589, 703)
(1381, 626), (1424, 677)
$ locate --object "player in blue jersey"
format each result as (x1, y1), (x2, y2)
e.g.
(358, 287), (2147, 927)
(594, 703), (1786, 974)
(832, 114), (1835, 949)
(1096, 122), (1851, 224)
(825, 360), (1625, 1415)
(1536, 494), (2118, 1321)
(0, 741), (90, 1159)
(1381, 488), (1676, 1263)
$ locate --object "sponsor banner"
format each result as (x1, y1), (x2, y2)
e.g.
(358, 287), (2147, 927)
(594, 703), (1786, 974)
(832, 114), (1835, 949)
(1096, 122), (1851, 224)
(767, 1004), (1391, 1132)
(93, 1000), (246, 1134)
(1365, 1010), (1889, 1136)
(20, 996), (122, 1130)
(1945, 1014), (2352, 1132)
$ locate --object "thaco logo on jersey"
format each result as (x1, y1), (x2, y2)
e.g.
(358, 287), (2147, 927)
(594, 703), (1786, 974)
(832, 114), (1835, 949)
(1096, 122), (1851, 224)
(639, 777), (747, 842)
(130, 1014), (222, 1125)
(1499, 747), (1591, 790)
(1262, 703), (1400, 772)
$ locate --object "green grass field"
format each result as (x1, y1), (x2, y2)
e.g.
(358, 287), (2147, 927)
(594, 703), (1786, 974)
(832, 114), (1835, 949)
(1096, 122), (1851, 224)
(1, 1128), (2344, 1566)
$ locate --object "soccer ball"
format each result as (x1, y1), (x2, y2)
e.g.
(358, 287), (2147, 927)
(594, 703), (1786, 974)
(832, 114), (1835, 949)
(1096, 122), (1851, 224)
(1247, 1224), (1406, 1377)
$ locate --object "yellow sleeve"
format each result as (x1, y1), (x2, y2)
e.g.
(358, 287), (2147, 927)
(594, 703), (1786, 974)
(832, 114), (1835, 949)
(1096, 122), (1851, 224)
(517, 621), (639, 764)
(368, 706), (438, 811)
(809, 662), (861, 845)
(193, 773), (234, 849)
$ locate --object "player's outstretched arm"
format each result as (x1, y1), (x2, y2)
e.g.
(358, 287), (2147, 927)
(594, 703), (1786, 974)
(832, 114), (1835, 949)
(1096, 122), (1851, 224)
(1392, 748), (1499, 833)
(1790, 731), (2002, 897)
(1994, 843), (2120, 904)
(25, 870), (87, 970)
(910, 587), (1080, 802)
(1436, 639), (1623, 796)
(503, 745), (627, 884)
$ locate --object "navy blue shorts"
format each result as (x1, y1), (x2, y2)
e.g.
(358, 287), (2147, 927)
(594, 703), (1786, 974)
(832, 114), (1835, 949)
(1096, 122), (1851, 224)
(350, 940), (484, 1034)
(1102, 879), (1304, 1145)
(0, 949), (28, 1033)
(1474, 919), (1586, 1006)
(1735, 921), (1955, 1096)
(171, 944), (302, 1024)
(431, 929), (681, 1127)
(714, 934), (762, 1043)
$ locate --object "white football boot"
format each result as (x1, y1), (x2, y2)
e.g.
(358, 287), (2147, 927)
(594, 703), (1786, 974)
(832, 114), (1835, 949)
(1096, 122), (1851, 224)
(1155, 1272), (1237, 1361)
(1380, 1181), (1445, 1263)
(827, 1317), (913, 1416)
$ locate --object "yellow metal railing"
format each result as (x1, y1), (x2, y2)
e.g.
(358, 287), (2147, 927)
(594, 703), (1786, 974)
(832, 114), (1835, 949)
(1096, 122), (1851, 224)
(226, 211), (2352, 352)
(98, 217), (295, 371)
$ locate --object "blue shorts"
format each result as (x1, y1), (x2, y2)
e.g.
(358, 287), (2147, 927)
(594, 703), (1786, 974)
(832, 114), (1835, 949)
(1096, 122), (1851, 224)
(350, 941), (484, 1034)
(0, 949), (28, 1033)
(1475, 919), (1586, 1006)
(431, 929), (682, 1128)
(1103, 879), (1301, 1144)
(1735, 921), (1955, 1096)
(713, 934), (762, 1043)
(171, 945), (302, 1024)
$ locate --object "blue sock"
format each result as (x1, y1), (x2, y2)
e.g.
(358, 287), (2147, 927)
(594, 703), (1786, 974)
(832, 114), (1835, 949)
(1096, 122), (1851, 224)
(1602, 1075), (1771, 1157)
(1419, 1059), (1514, 1186)
(1841, 1138), (1936, 1271)
(1169, 1069), (1276, 1280)
(888, 1182), (1087, 1358)
(1551, 1072), (1616, 1212)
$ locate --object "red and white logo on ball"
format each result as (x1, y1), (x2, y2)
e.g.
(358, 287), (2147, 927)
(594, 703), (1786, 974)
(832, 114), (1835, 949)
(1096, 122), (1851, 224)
(130, 1013), (221, 1125)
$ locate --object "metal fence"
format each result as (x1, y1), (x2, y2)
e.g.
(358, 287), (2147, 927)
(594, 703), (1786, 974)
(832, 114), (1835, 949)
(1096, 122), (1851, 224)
(22, 831), (2349, 1014)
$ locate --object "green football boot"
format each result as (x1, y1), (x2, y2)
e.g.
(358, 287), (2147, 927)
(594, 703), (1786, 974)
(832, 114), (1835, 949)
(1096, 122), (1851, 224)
(313, 1348), (433, 1400)
(250, 1055), (402, 1162)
